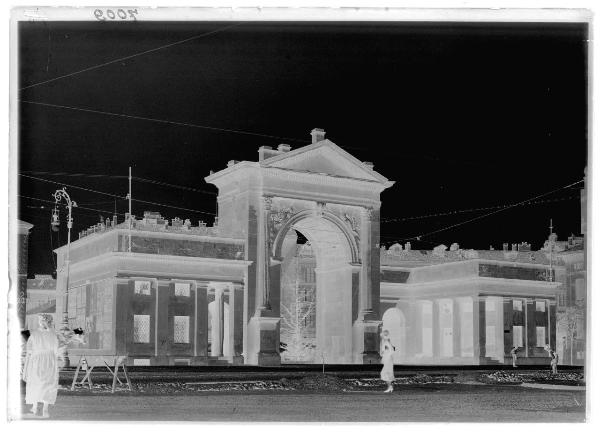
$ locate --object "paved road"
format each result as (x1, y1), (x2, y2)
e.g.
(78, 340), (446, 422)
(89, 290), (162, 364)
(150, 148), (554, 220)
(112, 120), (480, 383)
(26, 384), (585, 422)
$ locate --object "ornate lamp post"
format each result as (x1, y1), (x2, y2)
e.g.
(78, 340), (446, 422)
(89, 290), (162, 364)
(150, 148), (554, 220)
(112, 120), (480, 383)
(52, 187), (77, 367)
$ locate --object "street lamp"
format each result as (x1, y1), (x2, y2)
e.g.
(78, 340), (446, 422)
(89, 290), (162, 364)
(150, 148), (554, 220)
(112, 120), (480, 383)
(52, 188), (77, 367)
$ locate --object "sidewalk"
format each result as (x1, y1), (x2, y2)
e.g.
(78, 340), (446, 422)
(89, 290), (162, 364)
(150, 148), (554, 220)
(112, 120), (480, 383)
(56, 365), (585, 393)
(521, 383), (586, 391)
(59, 364), (584, 385)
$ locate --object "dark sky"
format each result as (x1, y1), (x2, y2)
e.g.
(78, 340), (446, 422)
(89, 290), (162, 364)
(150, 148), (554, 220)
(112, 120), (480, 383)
(18, 21), (588, 277)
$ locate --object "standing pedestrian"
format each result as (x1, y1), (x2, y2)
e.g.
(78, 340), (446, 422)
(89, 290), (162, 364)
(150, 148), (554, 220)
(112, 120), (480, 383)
(510, 346), (520, 368)
(545, 345), (559, 374)
(380, 329), (395, 393)
(22, 314), (60, 418)
(550, 349), (559, 375)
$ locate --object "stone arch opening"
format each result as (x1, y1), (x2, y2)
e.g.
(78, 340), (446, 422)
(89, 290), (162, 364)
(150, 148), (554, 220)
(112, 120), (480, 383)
(382, 307), (406, 363)
(276, 213), (355, 364)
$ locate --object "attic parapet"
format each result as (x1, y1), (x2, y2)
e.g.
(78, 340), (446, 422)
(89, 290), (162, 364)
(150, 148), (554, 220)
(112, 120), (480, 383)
(78, 211), (222, 240)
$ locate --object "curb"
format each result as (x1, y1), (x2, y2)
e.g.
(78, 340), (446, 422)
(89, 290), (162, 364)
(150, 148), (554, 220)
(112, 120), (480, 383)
(520, 383), (585, 391)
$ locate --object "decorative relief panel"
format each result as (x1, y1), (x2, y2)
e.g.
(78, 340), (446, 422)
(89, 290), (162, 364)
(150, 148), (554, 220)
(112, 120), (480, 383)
(264, 197), (366, 258)
(269, 205), (295, 245)
(479, 263), (550, 282)
(342, 213), (360, 242)
(124, 235), (244, 260)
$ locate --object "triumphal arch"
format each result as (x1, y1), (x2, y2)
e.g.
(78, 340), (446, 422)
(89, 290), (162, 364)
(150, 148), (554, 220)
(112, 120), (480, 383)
(206, 129), (394, 365)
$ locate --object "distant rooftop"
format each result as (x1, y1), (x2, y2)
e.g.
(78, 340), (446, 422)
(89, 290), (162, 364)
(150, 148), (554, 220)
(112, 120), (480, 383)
(27, 274), (56, 290)
(381, 242), (553, 267)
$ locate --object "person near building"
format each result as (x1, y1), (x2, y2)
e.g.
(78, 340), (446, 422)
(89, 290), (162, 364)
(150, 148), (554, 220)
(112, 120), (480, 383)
(380, 329), (395, 393)
(545, 345), (559, 374)
(21, 314), (84, 418)
(510, 346), (520, 368)
(22, 314), (60, 418)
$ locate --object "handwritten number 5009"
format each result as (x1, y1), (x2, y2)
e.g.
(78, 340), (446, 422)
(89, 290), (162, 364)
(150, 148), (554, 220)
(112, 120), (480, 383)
(94, 9), (138, 21)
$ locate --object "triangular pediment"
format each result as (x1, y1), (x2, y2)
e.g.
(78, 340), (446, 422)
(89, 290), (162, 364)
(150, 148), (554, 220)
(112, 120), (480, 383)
(261, 140), (390, 184)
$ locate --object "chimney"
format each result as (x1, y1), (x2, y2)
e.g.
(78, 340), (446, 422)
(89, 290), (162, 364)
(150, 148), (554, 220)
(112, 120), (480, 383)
(277, 144), (292, 153)
(363, 161), (374, 170)
(310, 128), (326, 144)
(258, 145), (280, 162)
(503, 243), (508, 252)
(227, 160), (239, 167)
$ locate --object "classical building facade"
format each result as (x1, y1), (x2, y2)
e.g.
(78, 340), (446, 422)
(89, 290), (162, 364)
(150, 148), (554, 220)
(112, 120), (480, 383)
(380, 244), (559, 365)
(55, 211), (248, 366)
(55, 129), (561, 366)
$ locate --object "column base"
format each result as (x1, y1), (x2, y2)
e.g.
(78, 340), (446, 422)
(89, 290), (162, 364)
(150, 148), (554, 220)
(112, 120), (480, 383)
(246, 315), (281, 366)
(352, 319), (382, 364)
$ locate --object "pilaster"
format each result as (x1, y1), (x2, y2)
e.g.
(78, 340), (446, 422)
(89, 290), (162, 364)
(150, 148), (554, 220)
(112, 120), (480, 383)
(477, 297), (486, 361)
(452, 298), (461, 359)
(194, 281), (209, 359)
(432, 299), (440, 359)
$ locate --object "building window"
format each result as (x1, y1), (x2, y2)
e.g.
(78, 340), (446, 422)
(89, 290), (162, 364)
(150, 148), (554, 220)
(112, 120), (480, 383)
(536, 326), (546, 347)
(133, 315), (150, 343)
(513, 300), (523, 311)
(174, 283), (190, 297)
(174, 315), (190, 343)
(134, 280), (151, 295)
(513, 326), (524, 347)
(536, 301), (546, 313)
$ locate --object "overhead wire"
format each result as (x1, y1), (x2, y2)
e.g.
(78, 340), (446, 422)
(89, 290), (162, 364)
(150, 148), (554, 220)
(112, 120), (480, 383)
(19, 174), (216, 216)
(380, 194), (580, 224)
(21, 170), (127, 179)
(19, 195), (127, 217)
(19, 23), (245, 91)
(21, 170), (218, 197)
(132, 176), (217, 196)
(389, 179), (584, 244)
(18, 177), (583, 243)
(19, 173), (124, 199)
(20, 100), (309, 143)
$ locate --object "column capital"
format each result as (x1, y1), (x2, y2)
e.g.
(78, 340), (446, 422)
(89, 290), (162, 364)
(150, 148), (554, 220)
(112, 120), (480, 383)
(361, 206), (373, 221)
(315, 201), (326, 217)
(195, 280), (211, 289)
(263, 195), (273, 210)
(229, 281), (245, 291)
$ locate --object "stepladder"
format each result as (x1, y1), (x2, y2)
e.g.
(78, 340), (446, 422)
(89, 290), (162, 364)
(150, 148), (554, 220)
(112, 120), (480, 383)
(71, 355), (93, 390)
(107, 356), (132, 393)
(70, 355), (132, 393)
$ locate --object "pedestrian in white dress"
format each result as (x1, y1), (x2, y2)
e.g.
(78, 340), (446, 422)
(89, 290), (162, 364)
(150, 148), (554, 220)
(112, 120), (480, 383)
(510, 346), (520, 368)
(380, 329), (395, 393)
(22, 314), (60, 418)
